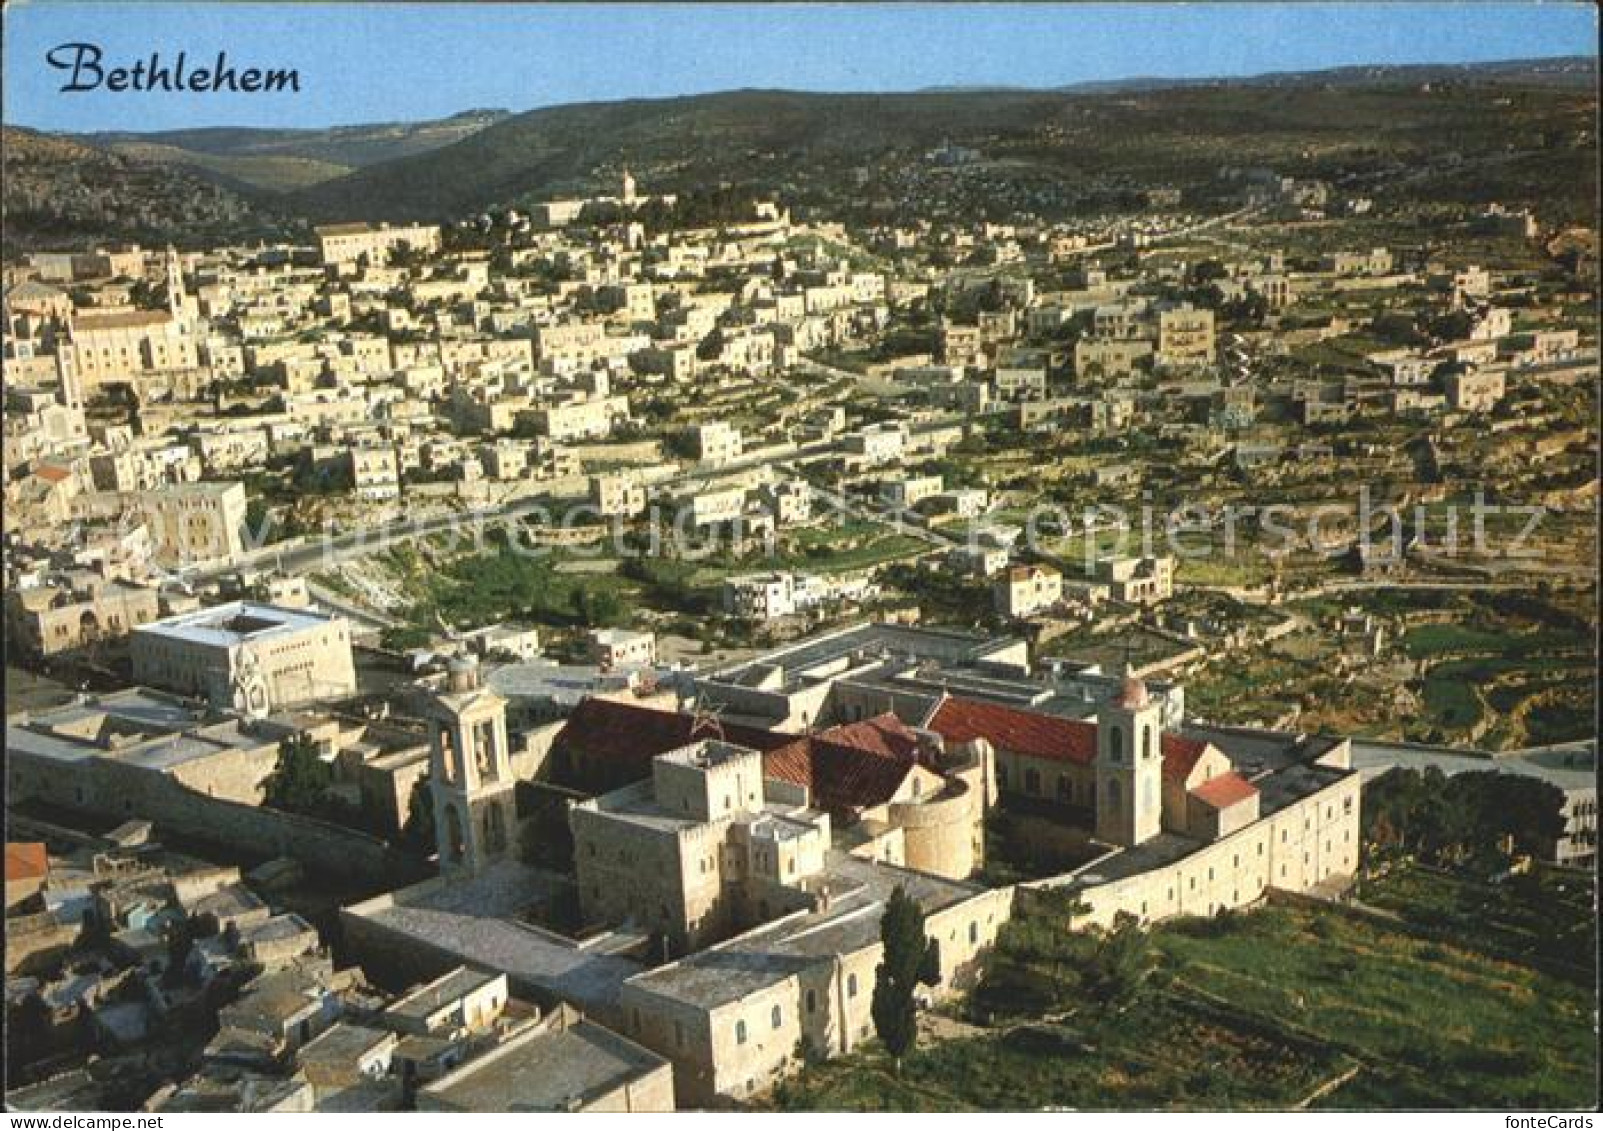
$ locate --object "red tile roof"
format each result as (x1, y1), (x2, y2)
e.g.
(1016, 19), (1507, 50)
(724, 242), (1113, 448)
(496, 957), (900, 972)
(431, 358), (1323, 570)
(550, 699), (920, 812)
(929, 697), (1096, 764)
(5, 842), (48, 884)
(551, 698), (793, 790)
(817, 714), (923, 761)
(1191, 771), (1259, 810)
(1161, 734), (1212, 783)
(929, 695), (1212, 782)
(764, 732), (914, 815)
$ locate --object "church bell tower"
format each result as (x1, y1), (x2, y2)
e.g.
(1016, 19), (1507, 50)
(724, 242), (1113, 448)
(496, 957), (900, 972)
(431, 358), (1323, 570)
(1094, 672), (1165, 847)
(423, 657), (517, 875)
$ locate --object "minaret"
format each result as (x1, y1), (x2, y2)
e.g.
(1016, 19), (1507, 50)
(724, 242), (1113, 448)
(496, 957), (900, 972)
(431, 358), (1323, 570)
(1094, 670), (1165, 847)
(422, 657), (517, 875)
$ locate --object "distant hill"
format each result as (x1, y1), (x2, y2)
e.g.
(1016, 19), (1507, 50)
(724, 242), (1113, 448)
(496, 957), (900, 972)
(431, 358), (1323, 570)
(285, 59), (1597, 224)
(2, 126), (296, 254)
(10, 56), (1596, 250)
(79, 109), (511, 193)
(913, 56), (1599, 96)
(1046, 55), (1598, 94)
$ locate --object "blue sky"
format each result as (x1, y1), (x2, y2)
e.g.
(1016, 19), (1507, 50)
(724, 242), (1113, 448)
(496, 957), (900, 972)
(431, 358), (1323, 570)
(3, 2), (1596, 133)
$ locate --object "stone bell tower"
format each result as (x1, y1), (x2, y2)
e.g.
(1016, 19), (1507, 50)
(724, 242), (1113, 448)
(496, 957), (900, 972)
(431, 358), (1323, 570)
(423, 656), (517, 875)
(164, 245), (192, 323)
(1094, 671), (1165, 847)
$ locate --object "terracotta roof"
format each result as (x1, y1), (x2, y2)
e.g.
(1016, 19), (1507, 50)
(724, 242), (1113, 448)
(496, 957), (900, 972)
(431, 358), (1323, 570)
(34, 465), (74, 484)
(1190, 771), (1259, 810)
(764, 735), (913, 815)
(551, 699), (923, 815)
(6, 842), (48, 884)
(930, 697), (1096, 764)
(550, 698), (791, 789)
(817, 714), (922, 761)
(1161, 734), (1212, 783)
(930, 695), (1211, 781)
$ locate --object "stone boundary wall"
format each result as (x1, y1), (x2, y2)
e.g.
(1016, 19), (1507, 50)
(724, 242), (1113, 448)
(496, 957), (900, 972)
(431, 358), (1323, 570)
(7, 750), (429, 887)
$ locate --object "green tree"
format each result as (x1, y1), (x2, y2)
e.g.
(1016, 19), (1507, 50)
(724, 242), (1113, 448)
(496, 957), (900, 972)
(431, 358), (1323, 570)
(262, 734), (334, 816)
(381, 624), (434, 652)
(1080, 911), (1160, 1013)
(569, 585), (624, 627)
(871, 885), (939, 1070)
(243, 498), (276, 547)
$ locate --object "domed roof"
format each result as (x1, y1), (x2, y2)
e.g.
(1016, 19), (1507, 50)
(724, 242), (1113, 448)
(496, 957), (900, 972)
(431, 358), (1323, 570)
(1117, 674), (1150, 709)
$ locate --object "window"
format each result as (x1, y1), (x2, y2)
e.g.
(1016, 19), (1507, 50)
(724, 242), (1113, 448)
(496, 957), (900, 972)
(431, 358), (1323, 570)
(968, 921), (978, 944)
(1024, 768), (1041, 795)
(1142, 727), (1153, 761)
(1109, 725), (1124, 762)
(736, 1020), (748, 1045)
(847, 973), (858, 998)
(772, 1005), (783, 1029)
(1056, 774), (1071, 801)
(806, 989), (817, 1014)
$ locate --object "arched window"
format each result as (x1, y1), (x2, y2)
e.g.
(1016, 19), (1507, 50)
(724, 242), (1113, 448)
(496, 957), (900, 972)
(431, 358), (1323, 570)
(1109, 725), (1124, 762)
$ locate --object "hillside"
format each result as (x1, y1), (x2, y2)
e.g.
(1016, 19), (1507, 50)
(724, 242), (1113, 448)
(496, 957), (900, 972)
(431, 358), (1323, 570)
(81, 109), (511, 193)
(8, 58), (1595, 251)
(2, 127), (297, 255)
(284, 71), (1597, 225)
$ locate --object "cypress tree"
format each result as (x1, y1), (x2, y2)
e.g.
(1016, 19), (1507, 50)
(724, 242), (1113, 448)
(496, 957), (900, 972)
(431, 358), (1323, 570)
(871, 885), (939, 1070)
